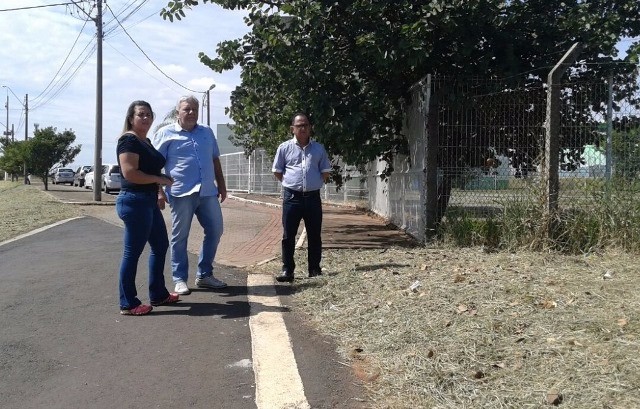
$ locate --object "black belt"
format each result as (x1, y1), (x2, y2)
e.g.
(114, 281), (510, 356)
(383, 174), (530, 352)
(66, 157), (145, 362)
(284, 187), (320, 197)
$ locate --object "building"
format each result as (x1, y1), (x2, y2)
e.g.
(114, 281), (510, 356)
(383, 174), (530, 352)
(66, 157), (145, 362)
(216, 124), (243, 155)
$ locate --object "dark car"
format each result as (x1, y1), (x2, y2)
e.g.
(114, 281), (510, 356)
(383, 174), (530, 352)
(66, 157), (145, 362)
(73, 165), (93, 187)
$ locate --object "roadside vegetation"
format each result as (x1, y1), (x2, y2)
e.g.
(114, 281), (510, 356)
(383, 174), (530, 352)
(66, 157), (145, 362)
(440, 189), (640, 254)
(4, 181), (640, 408)
(257, 246), (640, 408)
(0, 181), (80, 242)
(0, 126), (80, 191)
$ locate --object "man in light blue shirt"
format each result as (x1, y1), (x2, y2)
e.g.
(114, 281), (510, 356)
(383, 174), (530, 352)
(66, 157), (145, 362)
(272, 112), (331, 282)
(153, 95), (228, 294)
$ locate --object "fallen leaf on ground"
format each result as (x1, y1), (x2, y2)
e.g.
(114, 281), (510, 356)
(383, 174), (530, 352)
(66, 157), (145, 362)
(542, 300), (557, 309)
(546, 390), (563, 405)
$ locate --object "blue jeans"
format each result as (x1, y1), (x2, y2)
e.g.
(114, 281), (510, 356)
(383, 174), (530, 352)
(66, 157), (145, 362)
(281, 188), (323, 274)
(116, 190), (170, 309)
(168, 192), (223, 283)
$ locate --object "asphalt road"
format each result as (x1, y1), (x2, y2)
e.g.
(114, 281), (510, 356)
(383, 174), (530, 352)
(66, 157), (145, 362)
(0, 184), (367, 409)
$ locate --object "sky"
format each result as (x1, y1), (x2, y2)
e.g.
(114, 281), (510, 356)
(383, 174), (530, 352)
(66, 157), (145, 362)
(0, 0), (249, 168)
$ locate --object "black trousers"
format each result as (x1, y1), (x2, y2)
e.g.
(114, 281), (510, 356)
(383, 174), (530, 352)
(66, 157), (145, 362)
(281, 188), (322, 274)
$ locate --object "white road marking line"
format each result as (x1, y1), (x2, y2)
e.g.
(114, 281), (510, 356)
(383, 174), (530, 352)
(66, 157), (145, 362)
(248, 272), (310, 409)
(0, 217), (84, 247)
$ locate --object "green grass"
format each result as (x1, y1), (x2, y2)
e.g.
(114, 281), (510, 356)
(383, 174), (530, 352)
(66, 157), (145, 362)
(0, 181), (81, 242)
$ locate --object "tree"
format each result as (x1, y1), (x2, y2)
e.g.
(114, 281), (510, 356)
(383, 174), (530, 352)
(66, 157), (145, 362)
(26, 127), (81, 190)
(154, 109), (177, 134)
(162, 0), (640, 216)
(0, 139), (28, 180)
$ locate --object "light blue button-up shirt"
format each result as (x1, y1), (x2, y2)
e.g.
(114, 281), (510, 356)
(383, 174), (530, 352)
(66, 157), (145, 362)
(272, 137), (332, 192)
(152, 122), (220, 198)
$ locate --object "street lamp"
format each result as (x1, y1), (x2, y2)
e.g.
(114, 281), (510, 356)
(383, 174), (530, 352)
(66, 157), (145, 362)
(1, 85), (29, 184)
(201, 84), (215, 126)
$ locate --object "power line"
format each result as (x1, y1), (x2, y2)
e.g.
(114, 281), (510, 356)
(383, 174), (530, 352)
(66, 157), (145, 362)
(31, 19), (91, 105)
(30, 37), (97, 111)
(105, 42), (228, 109)
(30, 44), (97, 111)
(105, 0), (149, 31)
(104, 2), (204, 94)
(104, 41), (184, 95)
(0, 2), (75, 12)
(104, 7), (159, 39)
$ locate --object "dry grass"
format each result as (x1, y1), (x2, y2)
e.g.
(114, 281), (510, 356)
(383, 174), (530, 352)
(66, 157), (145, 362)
(255, 248), (640, 409)
(0, 181), (81, 242)
(3, 180), (640, 408)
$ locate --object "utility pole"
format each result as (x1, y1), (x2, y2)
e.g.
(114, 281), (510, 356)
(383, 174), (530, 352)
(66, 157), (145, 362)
(70, 0), (103, 200)
(206, 84), (215, 127)
(93, 0), (103, 201)
(2, 93), (12, 145)
(24, 94), (28, 184)
(206, 89), (211, 126)
(4, 93), (8, 144)
(2, 86), (27, 181)
(3, 94), (7, 182)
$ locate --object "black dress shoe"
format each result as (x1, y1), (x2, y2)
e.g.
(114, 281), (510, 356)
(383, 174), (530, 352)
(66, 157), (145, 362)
(276, 271), (294, 282)
(308, 270), (322, 278)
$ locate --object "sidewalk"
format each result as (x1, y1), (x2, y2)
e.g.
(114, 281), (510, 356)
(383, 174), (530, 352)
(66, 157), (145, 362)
(41, 184), (419, 268)
(232, 193), (419, 249)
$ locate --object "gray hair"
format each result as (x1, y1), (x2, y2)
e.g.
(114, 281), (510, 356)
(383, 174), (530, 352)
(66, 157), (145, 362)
(176, 95), (199, 110)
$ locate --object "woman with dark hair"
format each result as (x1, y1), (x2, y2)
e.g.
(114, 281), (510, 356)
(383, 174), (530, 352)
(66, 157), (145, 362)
(116, 100), (178, 316)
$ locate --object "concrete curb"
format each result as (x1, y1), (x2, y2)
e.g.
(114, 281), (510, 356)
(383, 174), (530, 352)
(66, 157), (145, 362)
(228, 193), (281, 208)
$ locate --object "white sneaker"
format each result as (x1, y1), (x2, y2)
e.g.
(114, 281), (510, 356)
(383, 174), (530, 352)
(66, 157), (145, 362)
(195, 275), (227, 289)
(174, 281), (191, 295)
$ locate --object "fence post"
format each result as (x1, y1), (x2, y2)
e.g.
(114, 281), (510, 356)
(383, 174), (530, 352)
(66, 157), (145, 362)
(543, 42), (582, 241)
(343, 166), (347, 203)
(423, 75), (438, 240)
(248, 151), (253, 193)
(605, 73), (613, 182)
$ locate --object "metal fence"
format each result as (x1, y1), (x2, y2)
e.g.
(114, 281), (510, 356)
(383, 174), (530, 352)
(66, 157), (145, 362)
(220, 149), (368, 206)
(378, 67), (640, 243)
(220, 64), (640, 245)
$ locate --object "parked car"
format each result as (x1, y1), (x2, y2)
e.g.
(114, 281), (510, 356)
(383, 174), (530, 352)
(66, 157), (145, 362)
(84, 169), (94, 190)
(73, 165), (92, 187)
(102, 163), (121, 193)
(52, 168), (75, 185)
(85, 164), (121, 193)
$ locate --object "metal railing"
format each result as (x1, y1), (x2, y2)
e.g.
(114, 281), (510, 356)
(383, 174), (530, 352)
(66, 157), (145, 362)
(220, 150), (368, 207)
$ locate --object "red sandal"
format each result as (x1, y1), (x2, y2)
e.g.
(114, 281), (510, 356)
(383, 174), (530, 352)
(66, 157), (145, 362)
(120, 304), (153, 316)
(150, 292), (180, 306)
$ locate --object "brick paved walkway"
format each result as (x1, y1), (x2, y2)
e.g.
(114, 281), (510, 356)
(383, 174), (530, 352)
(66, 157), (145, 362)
(39, 184), (419, 269)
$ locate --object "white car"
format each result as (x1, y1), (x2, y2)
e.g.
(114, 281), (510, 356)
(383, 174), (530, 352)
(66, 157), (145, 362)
(85, 164), (121, 193)
(73, 165), (92, 187)
(84, 169), (95, 190)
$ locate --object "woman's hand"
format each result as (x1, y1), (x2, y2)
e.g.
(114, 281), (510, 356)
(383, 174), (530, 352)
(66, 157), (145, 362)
(158, 174), (173, 186)
(157, 195), (167, 210)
